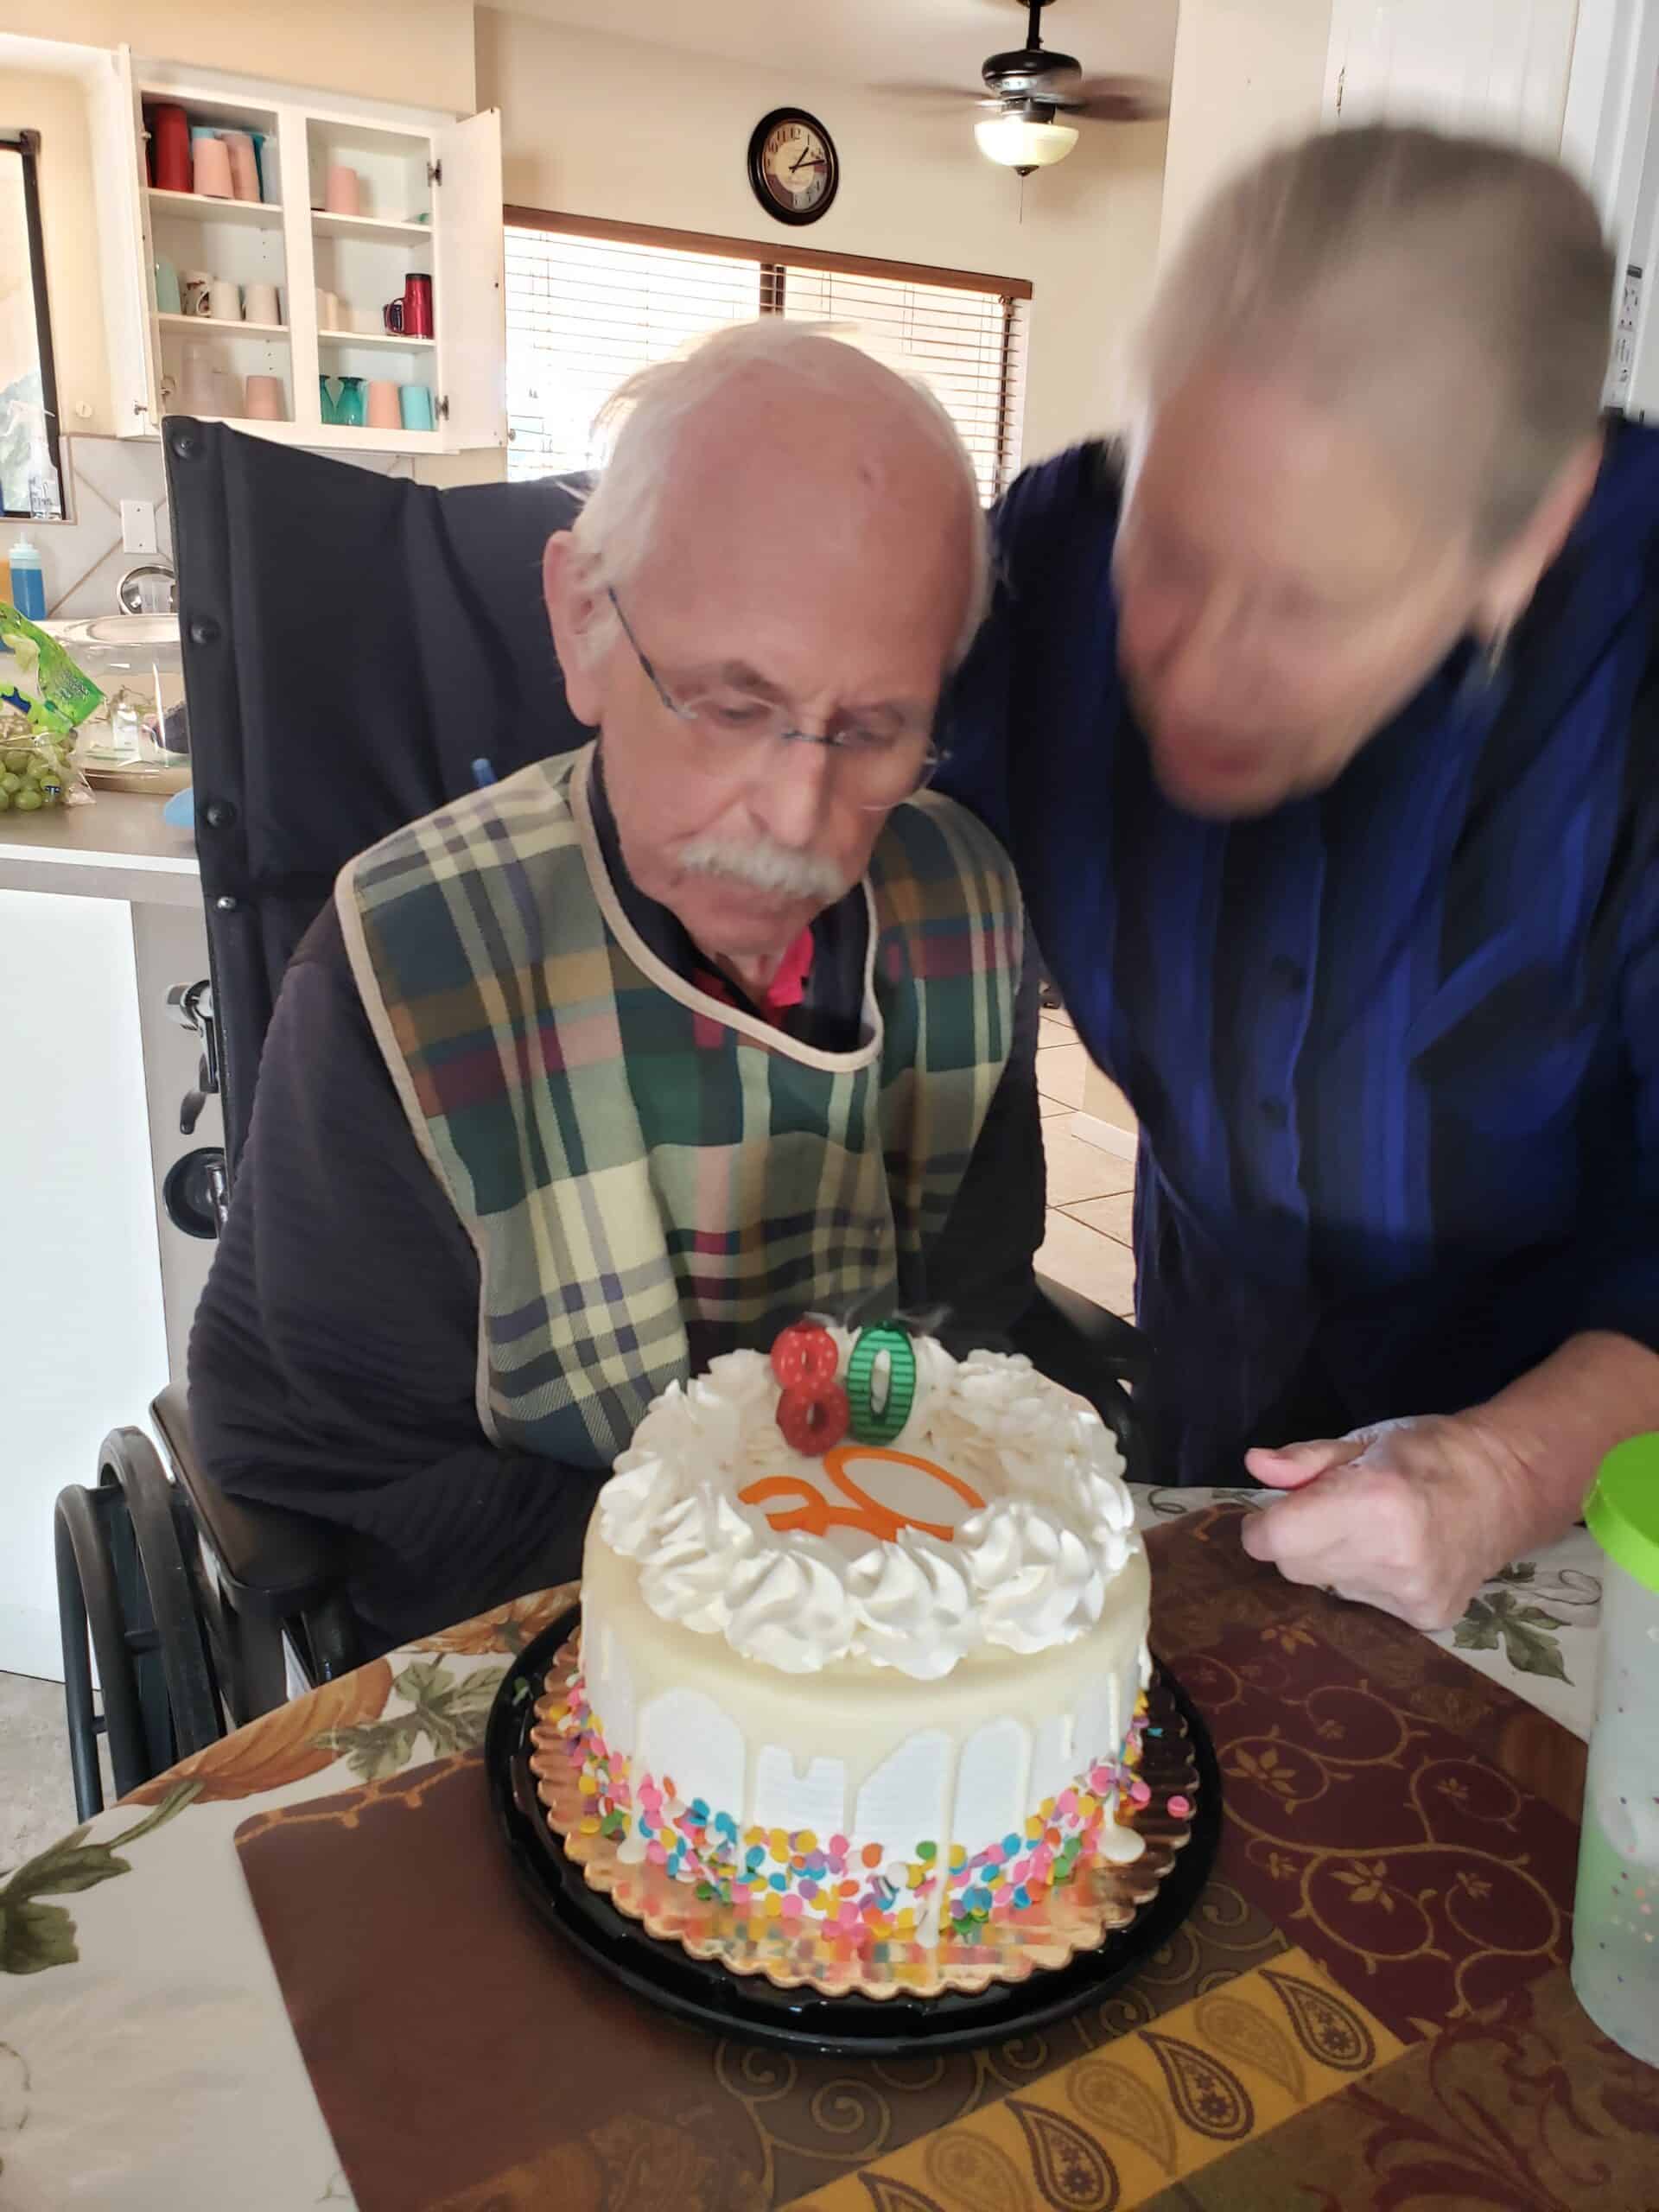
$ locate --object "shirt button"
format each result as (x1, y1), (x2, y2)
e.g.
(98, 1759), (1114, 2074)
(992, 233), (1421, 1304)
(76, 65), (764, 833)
(1269, 955), (1307, 992)
(1259, 1097), (1289, 1129)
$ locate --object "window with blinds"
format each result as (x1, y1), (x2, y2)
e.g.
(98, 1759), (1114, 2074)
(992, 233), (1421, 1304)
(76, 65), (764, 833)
(505, 213), (1030, 503)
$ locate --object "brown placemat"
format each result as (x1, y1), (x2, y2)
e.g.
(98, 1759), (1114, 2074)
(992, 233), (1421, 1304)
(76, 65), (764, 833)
(233, 1511), (1593, 2212)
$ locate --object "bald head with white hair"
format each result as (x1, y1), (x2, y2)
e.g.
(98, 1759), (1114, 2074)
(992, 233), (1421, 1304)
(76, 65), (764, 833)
(543, 322), (988, 988)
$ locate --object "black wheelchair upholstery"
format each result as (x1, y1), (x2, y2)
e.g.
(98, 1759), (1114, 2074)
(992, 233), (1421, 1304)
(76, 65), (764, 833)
(54, 421), (1141, 1815)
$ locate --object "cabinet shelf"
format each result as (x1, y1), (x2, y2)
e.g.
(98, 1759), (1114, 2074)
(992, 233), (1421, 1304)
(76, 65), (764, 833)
(318, 325), (435, 350)
(310, 208), (432, 242)
(158, 313), (289, 340)
(148, 187), (283, 228)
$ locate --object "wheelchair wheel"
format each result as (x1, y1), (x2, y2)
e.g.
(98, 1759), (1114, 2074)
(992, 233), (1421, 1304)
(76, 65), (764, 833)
(54, 1426), (227, 1819)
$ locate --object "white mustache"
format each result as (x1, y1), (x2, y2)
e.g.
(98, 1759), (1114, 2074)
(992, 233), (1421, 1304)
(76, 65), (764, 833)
(674, 833), (849, 902)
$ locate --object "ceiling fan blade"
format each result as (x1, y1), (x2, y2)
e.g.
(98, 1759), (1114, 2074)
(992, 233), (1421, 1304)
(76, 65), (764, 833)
(1063, 75), (1171, 122)
(864, 79), (985, 105)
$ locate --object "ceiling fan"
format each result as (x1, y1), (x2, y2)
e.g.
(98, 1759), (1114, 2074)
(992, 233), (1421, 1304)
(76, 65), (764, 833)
(881, 0), (1167, 175)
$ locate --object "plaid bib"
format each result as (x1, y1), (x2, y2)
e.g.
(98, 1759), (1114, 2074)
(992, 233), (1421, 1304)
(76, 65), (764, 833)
(338, 746), (1023, 1466)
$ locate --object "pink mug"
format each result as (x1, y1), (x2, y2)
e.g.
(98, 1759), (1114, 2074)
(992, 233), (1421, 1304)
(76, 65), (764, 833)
(193, 137), (234, 200)
(245, 374), (285, 422)
(365, 379), (402, 430)
(324, 164), (361, 216)
(220, 130), (260, 204)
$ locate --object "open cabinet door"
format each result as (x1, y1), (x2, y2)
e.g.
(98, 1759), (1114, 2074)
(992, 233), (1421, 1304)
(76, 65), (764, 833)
(433, 106), (505, 453)
(89, 46), (163, 434)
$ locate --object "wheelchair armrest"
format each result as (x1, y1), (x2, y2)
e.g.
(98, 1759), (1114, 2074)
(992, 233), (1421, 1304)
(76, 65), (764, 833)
(1008, 1277), (1147, 1478)
(1032, 1273), (1144, 1385)
(150, 1384), (350, 1625)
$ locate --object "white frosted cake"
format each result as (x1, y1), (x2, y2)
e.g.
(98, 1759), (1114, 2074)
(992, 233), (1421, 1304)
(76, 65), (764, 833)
(557, 1324), (1152, 1955)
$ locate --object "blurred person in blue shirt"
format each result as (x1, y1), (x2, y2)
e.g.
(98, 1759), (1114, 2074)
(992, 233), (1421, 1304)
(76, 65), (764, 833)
(941, 125), (1659, 1631)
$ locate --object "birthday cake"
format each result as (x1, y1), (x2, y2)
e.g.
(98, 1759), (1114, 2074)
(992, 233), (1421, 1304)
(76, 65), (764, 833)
(550, 1321), (1154, 1967)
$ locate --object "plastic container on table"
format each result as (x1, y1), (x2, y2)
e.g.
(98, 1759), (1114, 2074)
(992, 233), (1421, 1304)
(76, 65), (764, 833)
(1570, 1433), (1659, 2064)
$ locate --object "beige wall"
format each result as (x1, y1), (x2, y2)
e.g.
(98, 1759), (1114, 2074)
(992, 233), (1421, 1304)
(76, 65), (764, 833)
(1157, 0), (1332, 262)
(1, 67), (111, 436)
(4, 3), (474, 111)
(478, 9), (1167, 467)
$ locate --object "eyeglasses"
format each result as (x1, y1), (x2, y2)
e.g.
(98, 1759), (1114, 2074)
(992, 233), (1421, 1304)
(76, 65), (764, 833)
(607, 588), (946, 809)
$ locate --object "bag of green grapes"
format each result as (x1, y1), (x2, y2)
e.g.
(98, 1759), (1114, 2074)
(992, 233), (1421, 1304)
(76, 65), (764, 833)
(0, 600), (103, 812)
(0, 724), (93, 812)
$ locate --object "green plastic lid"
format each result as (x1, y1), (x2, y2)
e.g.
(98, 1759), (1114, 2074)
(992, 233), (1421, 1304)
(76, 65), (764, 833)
(1584, 1434), (1659, 1593)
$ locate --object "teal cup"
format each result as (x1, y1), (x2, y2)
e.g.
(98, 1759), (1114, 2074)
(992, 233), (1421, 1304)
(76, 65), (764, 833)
(399, 383), (435, 432)
(154, 256), (181, 315)
(334, 376), (365, 428)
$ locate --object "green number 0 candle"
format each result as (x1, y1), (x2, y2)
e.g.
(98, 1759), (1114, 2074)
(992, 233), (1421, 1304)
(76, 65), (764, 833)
(845, 1321), (918, 1446)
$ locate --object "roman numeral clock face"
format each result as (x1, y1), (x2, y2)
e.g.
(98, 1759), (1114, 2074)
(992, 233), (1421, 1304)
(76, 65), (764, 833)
(748, 108), (839, 226)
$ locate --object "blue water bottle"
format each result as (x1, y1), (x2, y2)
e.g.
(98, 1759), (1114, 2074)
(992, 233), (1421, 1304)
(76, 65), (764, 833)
(8, 537), (46, 620)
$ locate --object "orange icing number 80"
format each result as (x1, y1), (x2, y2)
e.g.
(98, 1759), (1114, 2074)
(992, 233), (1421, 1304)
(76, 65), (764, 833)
(740, 1447), (985, 1543)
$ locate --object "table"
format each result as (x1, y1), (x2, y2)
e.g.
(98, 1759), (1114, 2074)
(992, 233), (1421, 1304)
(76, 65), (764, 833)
(0, 1491), (1637, 2211)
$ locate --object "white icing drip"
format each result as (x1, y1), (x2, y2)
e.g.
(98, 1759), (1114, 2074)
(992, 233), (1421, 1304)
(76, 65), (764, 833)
(598, 1338), (1142, 1680)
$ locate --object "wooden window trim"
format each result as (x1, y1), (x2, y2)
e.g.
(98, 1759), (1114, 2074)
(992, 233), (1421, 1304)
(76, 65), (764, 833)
(505, 204), (1033, 304)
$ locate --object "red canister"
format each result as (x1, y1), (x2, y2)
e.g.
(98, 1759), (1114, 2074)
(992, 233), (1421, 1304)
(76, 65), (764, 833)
(403, 272), (434, 339)
(149, 105), (192, 194)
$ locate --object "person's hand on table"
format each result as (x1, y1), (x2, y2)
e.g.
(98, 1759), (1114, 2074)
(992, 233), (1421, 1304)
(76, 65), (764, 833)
(1236, 1330), (1659, 1630)
(1237, 1414), (1528, 1630)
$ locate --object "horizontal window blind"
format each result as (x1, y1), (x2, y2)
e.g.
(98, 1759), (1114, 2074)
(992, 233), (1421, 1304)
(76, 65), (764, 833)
(505, 214), (1029, 502)
(779, 265), (1026, 505)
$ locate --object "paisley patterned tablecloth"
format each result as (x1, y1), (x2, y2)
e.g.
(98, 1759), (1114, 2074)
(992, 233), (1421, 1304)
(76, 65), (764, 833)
(0, 1491), (1643, 2212)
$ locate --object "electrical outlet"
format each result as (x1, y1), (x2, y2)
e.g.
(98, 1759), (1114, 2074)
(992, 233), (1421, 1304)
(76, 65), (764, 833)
(120, 499), (157, 555)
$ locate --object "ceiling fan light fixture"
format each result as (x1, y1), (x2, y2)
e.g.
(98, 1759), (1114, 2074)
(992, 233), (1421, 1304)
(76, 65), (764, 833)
(975, 111), (1079, 175)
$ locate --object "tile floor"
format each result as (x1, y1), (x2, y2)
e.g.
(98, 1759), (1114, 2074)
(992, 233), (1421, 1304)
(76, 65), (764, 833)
(1, 1670), (83, 1873)
(1, 1010), (1135, 1874)
(1036, 1007), (1137, 1320)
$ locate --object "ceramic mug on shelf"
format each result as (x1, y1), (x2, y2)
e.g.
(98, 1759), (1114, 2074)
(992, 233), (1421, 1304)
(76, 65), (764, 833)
(245, 374), (285, 422)
(208, 279), (242, 321)
(193, 136), (234, 200)
(220, 130), (260, 204)
(365, 380), (402, 430)
(324, 164), (361, 216)
(399, 383), (435, 433)
(315, 287), (340, 334)
(181, 270), (213, 317)
(154, 257), (182, 315)
(243, 283), (282, 327)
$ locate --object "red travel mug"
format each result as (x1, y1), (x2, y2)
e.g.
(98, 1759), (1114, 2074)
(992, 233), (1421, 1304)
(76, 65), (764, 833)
(403, 273), (434, 339)
(149, 105), (192, 194)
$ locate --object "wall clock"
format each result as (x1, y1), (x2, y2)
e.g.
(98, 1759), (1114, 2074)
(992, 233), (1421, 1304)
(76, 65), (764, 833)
(747, 108), (839, 226)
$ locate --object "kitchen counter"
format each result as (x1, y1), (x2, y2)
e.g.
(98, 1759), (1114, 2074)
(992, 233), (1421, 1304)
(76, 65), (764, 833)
(0, 789), (200, 906)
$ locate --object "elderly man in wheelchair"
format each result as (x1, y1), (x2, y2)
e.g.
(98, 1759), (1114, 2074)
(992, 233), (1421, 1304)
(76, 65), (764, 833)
(183, 323), (1080, 1663)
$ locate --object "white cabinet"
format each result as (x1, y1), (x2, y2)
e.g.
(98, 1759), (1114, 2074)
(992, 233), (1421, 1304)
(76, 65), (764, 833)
(0, 887), (170, 1680)
(1323, 0), (1581, 149)
(93, 50), (504, 457)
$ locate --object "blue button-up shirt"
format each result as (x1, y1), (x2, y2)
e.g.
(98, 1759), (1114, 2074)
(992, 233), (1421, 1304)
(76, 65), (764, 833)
(939, 423), (1659, 1483)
